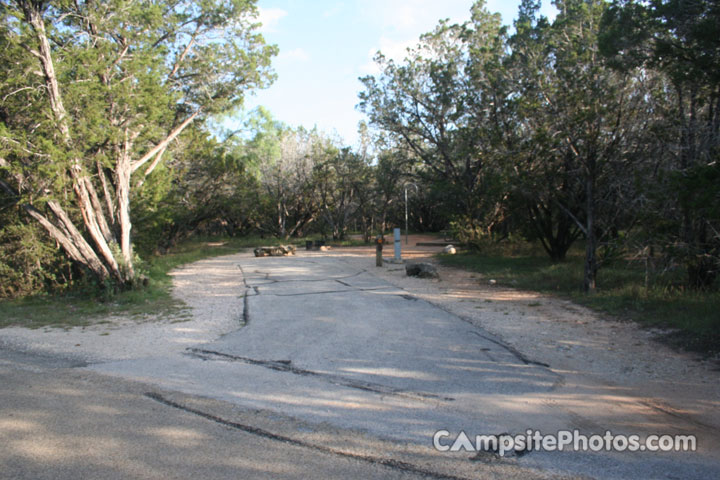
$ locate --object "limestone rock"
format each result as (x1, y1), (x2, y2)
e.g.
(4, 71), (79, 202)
(442, 244), (457, 254)
(405, 262), (439, 279)
(254, 245), (296, 257)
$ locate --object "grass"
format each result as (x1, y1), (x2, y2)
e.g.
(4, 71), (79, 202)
(0, 235), (283, 330)
(438, 242), (720, 355)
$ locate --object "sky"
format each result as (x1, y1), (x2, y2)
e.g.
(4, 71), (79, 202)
(233, 0), (557, 147)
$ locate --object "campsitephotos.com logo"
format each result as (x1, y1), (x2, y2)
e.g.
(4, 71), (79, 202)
(433, 430), (697, 457)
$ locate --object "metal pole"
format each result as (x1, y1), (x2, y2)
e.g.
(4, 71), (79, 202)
(394, 227), (401, 261)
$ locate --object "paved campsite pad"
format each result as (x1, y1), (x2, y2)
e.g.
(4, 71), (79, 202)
(91, 256), (560, 442)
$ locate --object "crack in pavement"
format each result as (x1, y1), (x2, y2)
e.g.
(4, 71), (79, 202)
(242, 293), (250, 326)
(144, 392), (474, 480)
(237, 266), (387, 296)
(236, 264), (253, 327)
(410, 292), (555, 370)
(469, 331), (551, 369)
(638, 399), (720, 433)
(263, 287), (393, 297)
(399, 294), (419, 301)
(262, 270), (368, 284)
(186, 348), (455, 403)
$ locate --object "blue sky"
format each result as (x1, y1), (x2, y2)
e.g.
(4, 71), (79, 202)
(235, 0), (557, 147)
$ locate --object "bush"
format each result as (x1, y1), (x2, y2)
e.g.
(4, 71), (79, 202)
(0, 223), (71, 299)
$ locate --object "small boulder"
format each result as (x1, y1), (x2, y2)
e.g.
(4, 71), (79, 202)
(406, 262), (439, 279)
(254, 245), (296, 257)
(442, 244), (457, 254)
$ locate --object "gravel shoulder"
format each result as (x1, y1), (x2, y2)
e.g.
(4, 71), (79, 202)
(0, 255), (244, 363)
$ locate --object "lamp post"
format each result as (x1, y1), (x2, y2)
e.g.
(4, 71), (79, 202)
(404, 182), (418, 245)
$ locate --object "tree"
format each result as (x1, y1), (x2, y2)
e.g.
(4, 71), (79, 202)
(505, 1), (584, 261)
(507, 0), (647, 292)
(358, 1), (509, 233)
(253, 128), (331, 239)
(601, 0), (720, 288)
(315, 147), (366, 240)
(130, 125), (261, 254)
(373, 147), (410, 236)
(0, 0), (275, 286)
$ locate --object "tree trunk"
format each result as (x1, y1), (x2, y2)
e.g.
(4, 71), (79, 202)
(116, 137), (134, 277)
(583, 168), (597, 294)
(26, 203), (112, 281)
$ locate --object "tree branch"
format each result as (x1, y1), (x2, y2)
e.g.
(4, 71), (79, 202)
(131, 109), (200, 174)
(169, 27), (199, 78)
(555, 199), (587, 236)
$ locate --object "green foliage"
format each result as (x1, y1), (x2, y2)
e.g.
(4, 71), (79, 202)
(449, 217), (491, 251)
(358, 1), (509, 224)
(668, 162), (720, 288)
(0, 221), (70, 299)
(601, 0), (720, 85)
(601, 0), (720, 288)
(315, 147), (368, 240)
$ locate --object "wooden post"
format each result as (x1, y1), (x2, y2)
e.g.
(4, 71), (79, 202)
(376, 235), (383, 267)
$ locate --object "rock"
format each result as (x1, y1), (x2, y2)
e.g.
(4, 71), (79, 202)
(405, 262), (439, 279)
(442, 244), (457, 254)
(254, 245), (296, 257)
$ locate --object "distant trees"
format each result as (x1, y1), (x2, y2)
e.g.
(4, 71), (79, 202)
(359, 4), (509, 234)
(254, 127), (332, 239)
(359, 0), (720, 292)
(601, 0), (720, 288)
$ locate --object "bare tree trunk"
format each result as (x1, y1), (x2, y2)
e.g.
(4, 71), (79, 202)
(1, 166), (111, 281)
(24, 204), (111, 280)
(583, 161), (597, 294)
(97, 159), (116, 226)
(116, 134), (134, 276)
(85, 177), (113, 244)
(46, 201), (114, 280)
(21, 1), (68, 138)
